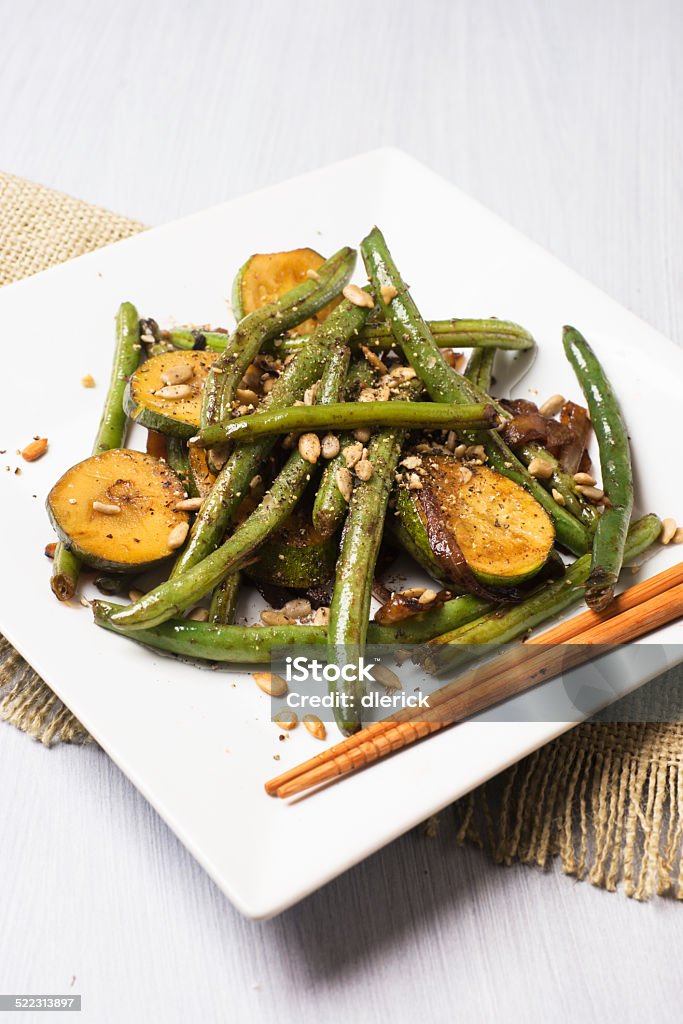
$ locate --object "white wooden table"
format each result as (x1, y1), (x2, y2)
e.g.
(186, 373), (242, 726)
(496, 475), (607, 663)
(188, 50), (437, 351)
(1, 1), (682, 1021)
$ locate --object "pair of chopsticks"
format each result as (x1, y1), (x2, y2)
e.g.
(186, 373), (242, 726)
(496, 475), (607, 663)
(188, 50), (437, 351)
(265, 561), (683, 799)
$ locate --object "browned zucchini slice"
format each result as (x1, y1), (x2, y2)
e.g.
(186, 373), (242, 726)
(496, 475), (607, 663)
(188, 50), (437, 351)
(47, 449), (189, 571)
(396, 454), (554, 589)
(125, 350), (219, 438)
(232, 249), (340, 335)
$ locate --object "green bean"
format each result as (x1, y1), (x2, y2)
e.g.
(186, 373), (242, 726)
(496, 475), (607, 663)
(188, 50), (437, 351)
(51, 301), (141, 601)
(312, 359), (376, 537)
(93, 591), (490, 661)
(201, 246), (355, 429)
(208, 573), (241, 624)
(464, 347), (496, 391)
(197, 400), (499, 447)
(422, 514), (661, 674)
(563, 326), (634, 609)
(360, 226), (591, 557)
(110, 347), (354, 630)
(167, 318), (535, 356)
(328, 378), (423, 734)
(93, 302), (141, 453)
(172, 295), (373, 576)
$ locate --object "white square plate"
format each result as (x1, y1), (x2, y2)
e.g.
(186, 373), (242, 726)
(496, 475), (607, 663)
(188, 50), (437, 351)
(1, 149), (682, 918)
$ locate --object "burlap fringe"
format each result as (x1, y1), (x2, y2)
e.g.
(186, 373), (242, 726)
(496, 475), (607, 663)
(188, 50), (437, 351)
(454, 721), (683, 900)
(0, 637), (92, 745)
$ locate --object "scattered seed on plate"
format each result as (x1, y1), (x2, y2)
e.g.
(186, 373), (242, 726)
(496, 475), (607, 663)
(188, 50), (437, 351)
(372, 664), (402, 690)
(353, 427), (372, 443)
(303, 714), (326, 740)
(305, 268), (320, 281)
(355, 459), (373, 481)
(167, 521), (190, 549)
(454, 443), (467, 457)
(187, 607), (209, 622)
(673, 527), (683, 545)
(408, 473), (423, 490)
(551, 488), (566, 507)
(92, 500), (121, 515)
(380, 285), (398, 304)
(129, 590), (144, 603)
(401, 455), (422, 470)
(573, 472), (596, 486)
(253, 671), (288, 697)
(389, 365), (417, 382)
(539, 394), (565, 417)
(81, 374), (96, 388)
(418, 588), (438, 605)
(175, 496), (203, 511)
(161, 364), (194, 386)
(342, 284), (374, 309)
(274, 710), (298, 731)
(660, 518), (678, 545)
(298, 433), (321, 464)
(21, 438), (48, 462)
(155, 384), (193, 400)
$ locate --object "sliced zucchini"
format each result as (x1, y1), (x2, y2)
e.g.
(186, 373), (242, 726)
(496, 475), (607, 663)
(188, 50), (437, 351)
(232, 248), (340, 335)
(245, 509), (339, 588)
(396, 454), (554, 590)
(125, 350), (219, 438)
(47, 449), (189, 572)
(187, 444), (217, 498)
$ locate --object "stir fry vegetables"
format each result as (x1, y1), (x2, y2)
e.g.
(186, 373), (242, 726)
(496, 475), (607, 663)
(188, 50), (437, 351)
(45, 230), (671, 739)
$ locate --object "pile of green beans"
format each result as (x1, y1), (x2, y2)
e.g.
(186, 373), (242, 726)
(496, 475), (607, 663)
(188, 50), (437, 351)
(67, 229), (662, 744)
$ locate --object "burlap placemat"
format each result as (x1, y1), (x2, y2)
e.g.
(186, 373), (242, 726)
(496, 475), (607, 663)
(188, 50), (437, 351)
(2, 170), (681, 899)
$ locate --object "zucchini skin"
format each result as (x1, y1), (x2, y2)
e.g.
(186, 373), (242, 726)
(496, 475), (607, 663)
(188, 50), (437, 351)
(423, 514), (661, 674)
(51, 302), (141, 600)
(563, 327), (634, 610)
(360, 227), (591, 557)
(172, 295), (373, 577)
(197, 400), (499, 448)
(93, 592), (490, 660)
(201, 246), (356, 430)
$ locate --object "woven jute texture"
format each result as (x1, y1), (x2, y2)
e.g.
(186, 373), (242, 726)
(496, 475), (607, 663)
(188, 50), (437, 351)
(1, 170), (682, 898)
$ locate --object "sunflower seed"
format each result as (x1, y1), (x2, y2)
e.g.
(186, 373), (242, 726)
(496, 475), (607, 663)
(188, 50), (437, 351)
(274, 710), (298, 730)
(298, 433), (321, 464)
(661, 518), (678, 545)
(253, 672), (288, 697)
(92, 500), (121, 515)
(528, 457), (554, 480)
(380, 285), (398, 304)
(539, 394), (565, 417)
(167, 521), (190, 549)
(175, 497), (203, 511)
(161, 364), (194, 386)
(321, 434), (340, 459)
(303, 713), (326, 740)
(336, 467), (353, 502)
(342, 284), (375, 308)
(156, 384), (193, 400)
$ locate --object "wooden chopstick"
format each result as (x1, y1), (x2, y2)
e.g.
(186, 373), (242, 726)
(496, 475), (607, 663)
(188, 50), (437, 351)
(265, 562), (683, 798)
